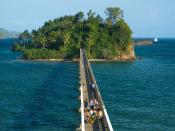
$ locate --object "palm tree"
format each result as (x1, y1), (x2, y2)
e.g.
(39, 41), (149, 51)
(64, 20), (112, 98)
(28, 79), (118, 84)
(87, 33), (94, 58)
(37, 33), (47, 48)
(40, 36), (47, 48)
(63, 32), (70, 48)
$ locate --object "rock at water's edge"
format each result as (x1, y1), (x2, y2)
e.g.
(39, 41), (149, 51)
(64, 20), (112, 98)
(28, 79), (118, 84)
(114, 44), (136, 60)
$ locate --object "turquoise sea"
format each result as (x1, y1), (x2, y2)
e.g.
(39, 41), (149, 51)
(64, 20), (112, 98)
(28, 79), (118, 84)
(0, 38), (175, 130)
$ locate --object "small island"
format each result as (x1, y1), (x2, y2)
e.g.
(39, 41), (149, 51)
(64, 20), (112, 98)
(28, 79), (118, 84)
(133, 38), (154, 46)
(12, 7), (135, 61)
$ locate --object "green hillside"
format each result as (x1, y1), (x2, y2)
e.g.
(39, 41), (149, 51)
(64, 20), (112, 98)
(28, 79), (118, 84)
(0, 28), (19, 39)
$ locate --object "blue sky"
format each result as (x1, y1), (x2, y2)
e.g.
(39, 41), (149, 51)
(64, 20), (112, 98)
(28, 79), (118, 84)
(0, 0), (175, 37)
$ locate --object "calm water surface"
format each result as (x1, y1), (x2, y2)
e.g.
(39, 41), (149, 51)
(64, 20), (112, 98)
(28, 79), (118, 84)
(92, 38), (175, 131)
(0, 39), (80, 130)
(0, 38), (175, 130)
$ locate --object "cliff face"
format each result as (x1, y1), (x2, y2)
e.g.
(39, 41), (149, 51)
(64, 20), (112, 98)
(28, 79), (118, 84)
(114, 44), (136, 60)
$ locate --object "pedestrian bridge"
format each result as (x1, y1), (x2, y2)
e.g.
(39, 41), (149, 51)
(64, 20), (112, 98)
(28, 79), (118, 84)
(79, 48), (113, 131)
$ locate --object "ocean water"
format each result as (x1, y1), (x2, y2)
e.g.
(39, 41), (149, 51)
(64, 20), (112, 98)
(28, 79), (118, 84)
(0, 39), (80, 130)
(0, 38), (175, 131)
(92, 38), (175, 131)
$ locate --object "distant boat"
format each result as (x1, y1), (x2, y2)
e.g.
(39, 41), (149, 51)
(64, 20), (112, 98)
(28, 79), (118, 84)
(154, 38), (158, 42)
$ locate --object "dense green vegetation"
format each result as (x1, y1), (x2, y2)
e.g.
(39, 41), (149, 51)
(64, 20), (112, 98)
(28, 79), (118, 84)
(13, 7), (132, 59)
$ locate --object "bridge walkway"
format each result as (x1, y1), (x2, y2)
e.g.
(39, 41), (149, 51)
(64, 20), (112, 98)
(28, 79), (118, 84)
(79, 48), (113, 131)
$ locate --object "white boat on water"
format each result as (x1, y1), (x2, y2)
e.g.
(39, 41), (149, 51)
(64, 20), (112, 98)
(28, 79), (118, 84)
(154, 38), (158, 42)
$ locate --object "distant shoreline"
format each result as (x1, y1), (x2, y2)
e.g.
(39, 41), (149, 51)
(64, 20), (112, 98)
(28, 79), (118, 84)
(17, 57), (135, 62)
(133, 40), (153, 46)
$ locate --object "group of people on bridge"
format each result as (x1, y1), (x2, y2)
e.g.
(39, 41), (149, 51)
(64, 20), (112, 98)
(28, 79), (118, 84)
(84, 98), (103, 124)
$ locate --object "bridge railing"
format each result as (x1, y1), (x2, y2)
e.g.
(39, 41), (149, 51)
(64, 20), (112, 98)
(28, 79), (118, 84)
(83, 49), (114, 131)
(79, 49), (85, 131)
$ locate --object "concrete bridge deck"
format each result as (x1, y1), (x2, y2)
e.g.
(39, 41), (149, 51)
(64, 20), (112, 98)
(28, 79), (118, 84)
(79, 48), (113, 131)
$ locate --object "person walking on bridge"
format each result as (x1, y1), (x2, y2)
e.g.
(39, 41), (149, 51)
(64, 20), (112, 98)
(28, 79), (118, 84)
(90, 83), (96, 93)
(90, 98), (94, 109)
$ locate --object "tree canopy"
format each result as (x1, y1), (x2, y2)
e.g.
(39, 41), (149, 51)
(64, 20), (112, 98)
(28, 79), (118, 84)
(13, 7), (132, 60)
(105, 7), (123, 24)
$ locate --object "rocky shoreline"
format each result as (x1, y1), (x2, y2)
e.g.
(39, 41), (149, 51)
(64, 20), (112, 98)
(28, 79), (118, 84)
(17, 47), (136, 62)
(133, 39), (153, 46)
(17, 45), (136, 62)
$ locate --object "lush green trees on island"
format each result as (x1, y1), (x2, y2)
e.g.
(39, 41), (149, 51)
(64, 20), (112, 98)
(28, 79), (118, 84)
(13, 7), (133, 60)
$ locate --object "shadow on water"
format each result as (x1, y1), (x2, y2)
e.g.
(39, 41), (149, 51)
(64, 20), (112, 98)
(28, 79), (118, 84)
(9, 63), (80, 131)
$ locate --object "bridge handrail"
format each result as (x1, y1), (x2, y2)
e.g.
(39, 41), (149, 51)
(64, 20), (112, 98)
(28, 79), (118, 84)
(83, 49), (114, 131)
(80, 85), (85, 131)
(80, 49), (85, 131)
